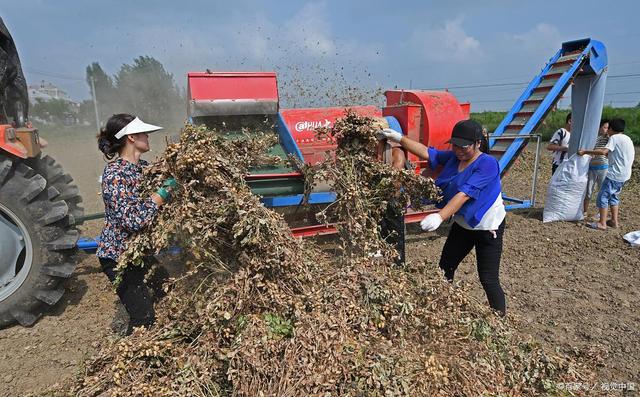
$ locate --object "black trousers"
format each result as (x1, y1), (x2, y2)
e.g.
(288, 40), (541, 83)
(99, 257), (155, 334)
(439, 219), (506, 314)
(380, 200), (405, 266)
(551, 163), (559, 175)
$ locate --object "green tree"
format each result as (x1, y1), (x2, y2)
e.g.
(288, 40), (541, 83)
(76, 99), (95, 125)
(86, 62), (117, 122)
(114, 56), (184, 128)
(30, 98), (72, 124)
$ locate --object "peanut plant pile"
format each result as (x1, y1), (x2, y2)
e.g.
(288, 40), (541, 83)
(297, 111), (441, 262)
(54, 117), (592, 396)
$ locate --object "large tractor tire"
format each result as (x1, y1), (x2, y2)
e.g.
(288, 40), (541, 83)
(26, 154), (84, 220)
(0, 153), (82, 328)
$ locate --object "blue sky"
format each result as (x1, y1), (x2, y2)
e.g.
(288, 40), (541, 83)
(2, 0), (639, 111)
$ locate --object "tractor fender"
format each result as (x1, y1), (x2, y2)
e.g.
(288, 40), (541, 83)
(0, 125), (28, 158)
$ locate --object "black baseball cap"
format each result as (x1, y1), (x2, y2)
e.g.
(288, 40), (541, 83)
(447, 119), (484, 146)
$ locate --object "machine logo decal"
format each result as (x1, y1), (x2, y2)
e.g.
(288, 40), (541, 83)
(294, 119), (331, 132)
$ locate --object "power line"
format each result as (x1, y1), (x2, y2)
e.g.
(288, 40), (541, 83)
(25, 64), (640, 90)
(611, 59), (640, 66)
(605, 91), (640, 96)
(419, 73), (640, 91)
(423, 81), (526, 91)
(468, 99), (517, 104)
(437, 82), (527, 90)
(24, 68), (85, 82)
(465, 90), (640, 102)
(604, 100), (640, 104)
(21, 66), (640, 108)
(608, 73), (640, 79)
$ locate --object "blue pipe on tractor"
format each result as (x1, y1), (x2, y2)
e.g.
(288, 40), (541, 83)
(77, 237), (99, 252)
(77, 237), (182, 256)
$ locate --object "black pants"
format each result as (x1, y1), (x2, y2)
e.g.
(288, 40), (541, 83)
(439, 219), (506, 314)
(551, 163), (558, 175)
(380, 200), (405, 266)
(99, 257), (155, 334)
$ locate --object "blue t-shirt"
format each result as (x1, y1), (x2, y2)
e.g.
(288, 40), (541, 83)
(427, 147), (502, 228)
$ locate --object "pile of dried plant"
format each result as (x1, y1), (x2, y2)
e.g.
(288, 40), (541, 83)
(296, 110), (440, 262)
(50, 115), (594, 397)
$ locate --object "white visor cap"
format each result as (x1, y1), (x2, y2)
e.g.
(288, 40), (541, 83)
(114, 117), (163, 139)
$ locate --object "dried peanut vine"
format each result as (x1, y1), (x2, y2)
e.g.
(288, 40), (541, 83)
(50, 115), (593, 397)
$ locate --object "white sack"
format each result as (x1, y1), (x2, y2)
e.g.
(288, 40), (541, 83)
(543, 154), (591, 223)
(623, 231), (640, 248)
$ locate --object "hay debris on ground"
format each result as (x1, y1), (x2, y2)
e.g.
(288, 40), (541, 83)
(50, 114), (594, 397)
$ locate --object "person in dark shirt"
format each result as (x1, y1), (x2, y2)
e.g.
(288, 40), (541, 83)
(377, 129), (408, 265)
(377, 120), (507, 315)
(547, 113), (572, 174)
(96, 113), (176, 334)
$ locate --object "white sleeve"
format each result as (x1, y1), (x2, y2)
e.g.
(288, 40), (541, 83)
(604, 135), (617, 152)
(550, 130), (561, 144)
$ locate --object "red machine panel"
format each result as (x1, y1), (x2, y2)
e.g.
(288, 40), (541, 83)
(382, 103), (423, 169)
(187, 72), (279, 117)
(188, 72), (278, 101)
(385, 90), (470, 150)
(280, 106), (382, 164)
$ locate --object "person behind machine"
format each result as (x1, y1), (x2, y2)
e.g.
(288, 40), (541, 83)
(377, 120), (507, 315)
(547, 113), (572, 174)
(376, 127), (408, 265)
(96, 113), (176, 334)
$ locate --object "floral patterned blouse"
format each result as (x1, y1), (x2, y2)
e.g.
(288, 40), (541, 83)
(96, 158), (158, 261)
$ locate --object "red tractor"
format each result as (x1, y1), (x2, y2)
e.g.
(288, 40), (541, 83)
(0, 18), (82, 327)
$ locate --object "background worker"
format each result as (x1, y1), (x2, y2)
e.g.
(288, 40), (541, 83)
(377, 120), (507, 315)
(377, 132), (408, 265)
(583, 118), (610, 217)
(547, 113), (572, 174)
(579, 118), (635, 230)
(96, 113), (176, 334)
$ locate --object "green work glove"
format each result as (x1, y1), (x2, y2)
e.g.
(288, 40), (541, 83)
(162, 177), (177, 189)
(156, 177), (177, 201)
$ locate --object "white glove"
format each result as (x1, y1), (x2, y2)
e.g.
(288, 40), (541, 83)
(375, 128), (403, 143)
(420, 213), (443, 232)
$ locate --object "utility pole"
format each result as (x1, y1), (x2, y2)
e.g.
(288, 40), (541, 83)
(90, 75), (101, 132)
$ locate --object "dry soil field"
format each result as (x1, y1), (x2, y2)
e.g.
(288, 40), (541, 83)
(0, 127), (637, 396)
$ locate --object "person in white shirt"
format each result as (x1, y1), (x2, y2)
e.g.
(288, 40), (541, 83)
(546, 113), (571, 174)
(578, 118), (635, 230)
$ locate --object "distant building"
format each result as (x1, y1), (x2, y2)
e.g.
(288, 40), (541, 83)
(28, 80), (73, 103)
(27, 80), (81, 125)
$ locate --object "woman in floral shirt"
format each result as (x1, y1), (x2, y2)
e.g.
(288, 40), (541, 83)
(97, 114), (175, 334)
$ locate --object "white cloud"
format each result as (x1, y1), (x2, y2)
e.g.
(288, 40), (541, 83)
(413, 17), (482, 63)
(207, 2), (337, 64)
(26, 1), (381, 100)
(284, 2), (336, 57)
(506, 23), (562, 55)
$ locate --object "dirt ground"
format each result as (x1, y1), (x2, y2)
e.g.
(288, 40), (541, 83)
(407, 149), (640, 393)
(0, 130), (638, 395)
